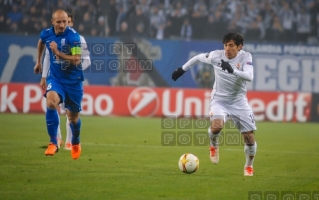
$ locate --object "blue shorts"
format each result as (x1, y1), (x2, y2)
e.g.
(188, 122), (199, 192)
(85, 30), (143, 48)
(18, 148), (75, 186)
(45, 78), (83, 112)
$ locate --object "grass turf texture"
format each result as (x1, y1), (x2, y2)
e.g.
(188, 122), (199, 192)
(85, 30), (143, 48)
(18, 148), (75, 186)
(0, 113), (318, 200)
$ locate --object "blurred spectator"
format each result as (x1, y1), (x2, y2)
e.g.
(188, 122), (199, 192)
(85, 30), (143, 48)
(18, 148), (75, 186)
(0, 0), (13, 17)
(211, 9), (226, 40)
(138, 0), (151, 16)
(150, 5), (166, 39)
(167, 1), (186, 39)
(0, 14), (7, 32)
(129, 5), (150, 37)
(190, 1), (208, 40)
(90, 28), (98, 37)
(245, 15), (265, 42)
(278, 2), (296, 42)
(19, 15), (32, 34)
(296, 7), (311, 44)
(27, 6), (40, 25)
(19, 0), (30, 15)
(108, 0), (118, 36)
(227, 19), (240, 34)
(116, 5), (127, 33)
(81, 12), (93, 36)
(204, 15), (215, 40)
(118, 21), (130, 37)
(96, 16), (109, 37)
(180, 18), (192, 41)
(134, 22), (147, 38)
(7, 4), (23, 23)
(269, 15), (284, 42)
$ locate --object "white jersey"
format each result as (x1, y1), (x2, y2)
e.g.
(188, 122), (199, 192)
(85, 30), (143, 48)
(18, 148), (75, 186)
(182, 50), (254, 103)
(42, 35), (91, 77)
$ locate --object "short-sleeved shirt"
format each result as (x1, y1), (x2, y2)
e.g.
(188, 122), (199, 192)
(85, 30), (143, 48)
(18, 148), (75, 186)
(40, 26), (83, 84)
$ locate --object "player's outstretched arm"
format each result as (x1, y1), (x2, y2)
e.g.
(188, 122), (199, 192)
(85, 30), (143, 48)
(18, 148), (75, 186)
(39, 48), (50, 90)
(80, 36), (91, 70)
(42, 48), (50, 77)
(172, 53), (213, 81)
(49, 41), (81, 66)
(34, 39), (45, 74)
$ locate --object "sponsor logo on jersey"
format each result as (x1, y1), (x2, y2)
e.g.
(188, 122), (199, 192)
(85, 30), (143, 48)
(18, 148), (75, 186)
(61, 38), (65, 46)
(127, 87), (159, 117)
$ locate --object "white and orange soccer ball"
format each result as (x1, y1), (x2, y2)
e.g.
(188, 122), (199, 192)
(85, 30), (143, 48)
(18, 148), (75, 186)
(178, 153), (199, 174)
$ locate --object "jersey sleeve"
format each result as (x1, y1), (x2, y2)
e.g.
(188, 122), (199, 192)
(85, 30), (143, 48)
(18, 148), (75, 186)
(232, 52), (254, 82)
(42, 48), (50, 77)
(182, 52), (214, 71)
(80, 35), (90, 58)
(39, 29), (47, 43)
(68, 30), (81, 55)
(80, 35), (91, 70)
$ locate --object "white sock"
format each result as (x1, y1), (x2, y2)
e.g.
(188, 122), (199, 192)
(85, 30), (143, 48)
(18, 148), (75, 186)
(208, 127), (220, 147)
(244, 142), (257, 168)
(57, 112), (62, 140)
(65, 116), (72, 144)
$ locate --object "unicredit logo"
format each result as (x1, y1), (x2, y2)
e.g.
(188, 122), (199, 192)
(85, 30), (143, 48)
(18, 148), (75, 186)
(127, 87), (159, 117)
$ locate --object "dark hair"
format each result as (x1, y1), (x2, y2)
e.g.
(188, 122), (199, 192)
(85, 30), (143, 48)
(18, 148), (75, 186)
(67, 13), (74, 23)
(222, 32), (244, 46)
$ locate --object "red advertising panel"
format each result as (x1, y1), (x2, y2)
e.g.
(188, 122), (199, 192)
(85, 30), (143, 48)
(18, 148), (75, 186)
(0, 83), (312, 122)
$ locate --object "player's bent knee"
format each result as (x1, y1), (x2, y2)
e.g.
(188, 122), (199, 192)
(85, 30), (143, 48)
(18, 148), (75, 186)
(211, 127), (222, 135)
(68, 118), (79, 124)
(67, 113), (80, 124)
(242, 131), (255, 145)
(46, 99), (59, 109)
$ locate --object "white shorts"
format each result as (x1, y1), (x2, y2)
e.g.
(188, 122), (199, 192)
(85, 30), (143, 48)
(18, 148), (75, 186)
(209, 99), (257, 132)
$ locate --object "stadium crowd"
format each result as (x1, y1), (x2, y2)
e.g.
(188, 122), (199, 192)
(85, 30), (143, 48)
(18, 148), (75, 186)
(1, 0), (319, 44)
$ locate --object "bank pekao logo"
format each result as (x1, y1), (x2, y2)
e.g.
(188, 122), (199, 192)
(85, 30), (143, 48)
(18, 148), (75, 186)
(127, 87), (159, 118)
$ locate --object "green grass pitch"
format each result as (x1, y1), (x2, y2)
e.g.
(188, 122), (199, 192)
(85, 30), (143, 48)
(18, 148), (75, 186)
(0, 113), (318, 200)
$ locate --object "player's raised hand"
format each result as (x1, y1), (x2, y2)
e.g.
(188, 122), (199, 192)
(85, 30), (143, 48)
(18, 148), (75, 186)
(34, 62), (42, 74)
(221, 59), (234, 73)
(172, 67), (186, 81)
(49, 41), (59, 55)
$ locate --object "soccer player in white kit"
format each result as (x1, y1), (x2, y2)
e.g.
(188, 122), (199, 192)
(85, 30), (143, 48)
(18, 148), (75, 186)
(40, 13), (91, 150)
(172, 32), (257, 176)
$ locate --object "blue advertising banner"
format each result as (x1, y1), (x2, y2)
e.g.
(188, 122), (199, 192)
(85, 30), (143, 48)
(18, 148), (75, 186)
(0, 33), (319, 92)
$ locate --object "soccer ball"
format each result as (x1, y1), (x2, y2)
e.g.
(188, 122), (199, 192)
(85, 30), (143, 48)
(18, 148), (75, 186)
(178, 153), (199, 174)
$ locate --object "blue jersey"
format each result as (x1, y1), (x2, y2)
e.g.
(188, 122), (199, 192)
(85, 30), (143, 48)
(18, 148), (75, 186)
(40, 26), (83, 84)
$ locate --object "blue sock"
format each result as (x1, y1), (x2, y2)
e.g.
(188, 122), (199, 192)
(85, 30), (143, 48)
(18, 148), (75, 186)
(46, 108), (59, 145)
(70, 118), (81, 145)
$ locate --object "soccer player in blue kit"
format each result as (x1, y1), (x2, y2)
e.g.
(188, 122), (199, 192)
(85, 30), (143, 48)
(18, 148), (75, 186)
(33, 9), (83, 160)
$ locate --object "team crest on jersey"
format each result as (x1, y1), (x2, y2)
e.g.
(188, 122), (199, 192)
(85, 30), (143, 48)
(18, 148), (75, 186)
(236, 63), (240, 69)
(61, 38), (65, 46)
